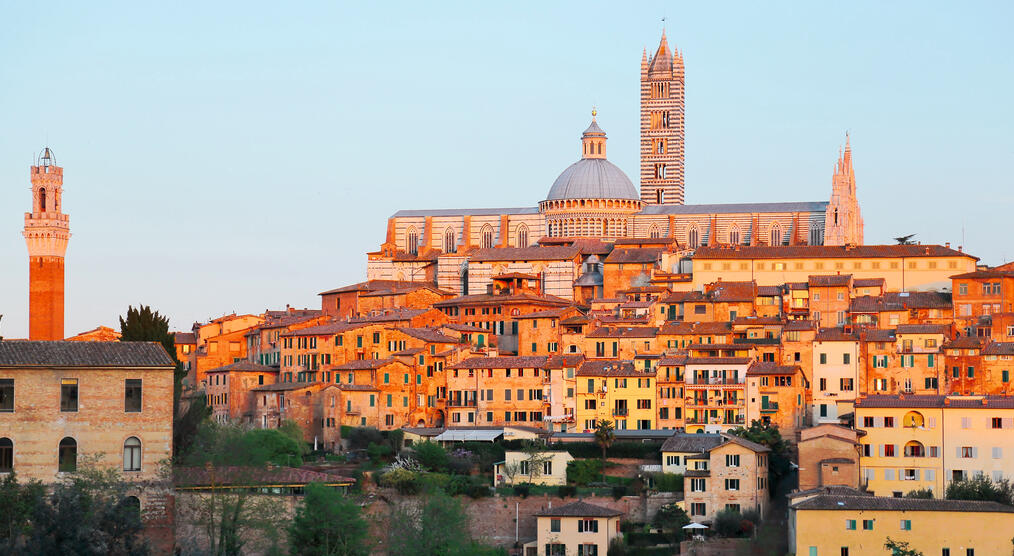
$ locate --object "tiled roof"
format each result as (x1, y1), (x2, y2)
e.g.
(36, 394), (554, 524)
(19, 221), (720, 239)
(641, 201), (828, 215)
(432, 293), (571, 307)
(173, 332), (197, 345)
(850, 295), (903, 313)
(207, 361), (279, 374)
(943, 336), (983, 349)
(586, 327), (658, 339)
(855, 394), (1014, 409)
(660, 291), (708, 303)
(333, 358), (401, 370)
(0, 341), (174, 368)
(349, 308), (433, 323)
(756, 285), (782, 296)
(853, 278), (885, 287)
(950, 269), (1014, 279)
(251, 382), (318, 392)
(660, 433), (723, 453)
(448, 356), (548, 370)
(492, 272), (539, 280)
(706, 281), (756, 302)
(884, 291), (952, 309)
(319, 279), (428, 296)
(983, 342), (1014, 356)
(720, 433), (770, 453)
(684, 470), (710, 477)
(692, 322), (733, 334)
(392, 347), (425, 356)
(747, 362), (801, 376)
(895, 324), (949, 335)
(791, 494), (1014, 513)
(514, 308), (569, 319)
(658, 355), (688, 366)
(577, 360), (651, 377)
(604, 247), (662, 264)
(784, 320), (818, 331)
(175, 466), (353, 488)
(533, 500), (624, 518)
(441, 323), (487, 332)
(859, 329), (896, 342)
(395, 327), (458, 344)
(733, 316), (783, 326)
(789, 486), (873, 499)
(658, 322), (695, 335)
(693, 244), (976, 260)
(545, 354), (585, 368)
(808, 274), (852, 287)
(470, 246), (580, 262)
(815, 328), (859, 342)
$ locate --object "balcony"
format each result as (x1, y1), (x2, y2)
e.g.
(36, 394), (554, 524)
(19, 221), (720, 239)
(687, 377), (744, 386)
(612, 408), (629, 417)
(446, 399), (476, 408)
(761, 402), (779, 413)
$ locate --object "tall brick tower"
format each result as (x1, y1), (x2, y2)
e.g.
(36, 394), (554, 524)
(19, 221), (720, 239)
(823, 135), (864, 246)
(23, 147), (70, 340)
(640, 30), (685, 205)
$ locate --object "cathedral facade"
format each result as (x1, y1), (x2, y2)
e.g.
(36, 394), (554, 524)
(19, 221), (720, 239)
(367, 32), (863, 296)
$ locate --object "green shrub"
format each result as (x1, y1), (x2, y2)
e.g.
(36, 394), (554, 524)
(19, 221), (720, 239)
(567, 459), (603, 486)
(611, 485), (628, 499)
(379, 467), (421, 494)
(712, 508), (753, 538)
(557, 485), (577, 498)
(558, 441), (664, 460)
(513, 484), (531, 498)
(445, 474), (473, 496)
(466, 483), (491, 499)
(607, 537), (627, 556)
(904, 488), (934, 499)
(414, 441), (450, 472)
(367, 442), (392, 463)
(647, 472), (683, 492)
(347, 427), (384, 449)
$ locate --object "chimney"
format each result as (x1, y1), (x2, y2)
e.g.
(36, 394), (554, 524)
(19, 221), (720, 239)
(945, 242), (950, 249)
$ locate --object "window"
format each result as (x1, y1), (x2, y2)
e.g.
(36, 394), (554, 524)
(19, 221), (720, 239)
(725, 454), (740, 467)
(690, 503), (707, 516)
(819, 353), (827, 364)
(550, 518), (560, 533)
(0, 438), (12, 472)
(0, 379), (12, 412)
(406, 227), (419, 255)
(124, 379), (142, 412)
(480, 225), (495, 249)
(862, 519), (874, 530)
(61, 379), (79, 412)
(690, 478), (706, 492)
(516, 225), (529, 248)
(724, 479), (740, 491)
(543, 461), (552, 475)
(688, 227), (699, 249)
(770, 225), (782, 246)
(443, 227), (456, 253)
(843, 353), (851, 365)
(577, 519), (598, 533)
(123, 437), (141, 472)
(58, 437), (77, 472)
(729, 227), (740, 245)
(846, 519), (856, 530)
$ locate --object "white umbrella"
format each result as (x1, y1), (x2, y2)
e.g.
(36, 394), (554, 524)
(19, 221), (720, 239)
(682, 523), (709, 529)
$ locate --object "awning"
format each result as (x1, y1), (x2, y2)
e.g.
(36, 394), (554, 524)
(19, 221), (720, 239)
(434, 429), (503, 442)
(544, 413), (574, 422)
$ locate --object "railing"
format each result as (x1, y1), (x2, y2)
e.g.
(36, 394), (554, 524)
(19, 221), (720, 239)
(761, 402), (779, 412)
(612, 408), (629, 417)
(446, 399), (476, 408)
(687, 377), (744, 386)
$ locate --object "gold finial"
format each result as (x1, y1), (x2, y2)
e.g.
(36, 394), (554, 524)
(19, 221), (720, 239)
(591, 107), (597, 118)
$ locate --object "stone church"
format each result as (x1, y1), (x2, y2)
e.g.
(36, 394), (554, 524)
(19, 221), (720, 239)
(367, 32), (863, 295)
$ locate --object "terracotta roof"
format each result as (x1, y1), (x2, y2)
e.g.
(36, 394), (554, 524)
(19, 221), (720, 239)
(470, 246), (580, 262)
(789, 486), (873, 499)
(658, 322), (695, 335)
(756, 285), (782, 296)
(943, 336), (983, 349)
(855, 394), (1014, 409)
(983, 342), (1014, 356)
(706, 281), (757, 302)
(732, 316), (783, 326)
(859, 329), (897, 342)
(660, 433), (723, 453)
(492, 272), (539, 280)
(395, 327), (458, 344)
(850, 295), (904, 313)
(349, 308), (433, 323)
(951, 269), (1014, 279)
(586, 326), (658, 339)
(448, 356), (548, 370)
(884, 291), (952, 310)
(173, 332), (197, 345)
(334, 358), (401, 370)
(853, 278), (885, 287)
(815, 328), (859, 342)
(0, 341), (174, 368)
(393, 347), (425, 356)
(684, 357), (752, 366)
(895, 324), (949, 335)
(747, 362), (801, 376)
(207, 361), (279, 374)
(545, 354), (585, 368)
(658, 355), (688, 366)
(808, 274), (852, 287)
(175, 466), (353, 488)
(577, 360), (652, 377)
(694, 244), (977, 260)
(251, 382), (318, 392)
(319, 279), (431, 296)
(514, 308), (568, 319)
(692, 322), (734, 334)
(534, 501), (624, 518)
(441, 323), (487, 332)
(784, 320), (818, 331)
(432, 293), (571, 308)
(660, 291), (708, 303)
(604, 247), (662, 264)
(791, 494), (1014, 513)
(720, 433), (771, 453)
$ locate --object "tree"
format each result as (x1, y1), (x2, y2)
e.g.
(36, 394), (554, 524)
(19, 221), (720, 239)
(0, 473), (45, 551)
(118, 304), (209, 457)
(945, 475), (1014, 505)
(884, 537), (923, 556)
(594, 419), (615, 481)
(903, 488), (934, 499)
(728, 420), (792, 492)
(413, 441), (449, 472)
(181, 420), (305, 467)
(288, 483), (369, 556)
(385, 490), (502, 555)
(518, 440), (552, 483)
(652, 503), (691, 543)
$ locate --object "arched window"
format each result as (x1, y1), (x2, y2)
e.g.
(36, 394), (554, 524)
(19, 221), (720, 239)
(834, 208), (839, 226)
(0, 438), (11, 472)
(405, 227), (419, 255)
(480, 225), (494, 249)
(515, 225), (529, 248)
(58, 437), (77, 472)
(656, 189), (664, 204)
(770, 225), (782, 246)
(688, 226), (699, 249)
(443, 228), (456, 253)
(904, 440), (925, 457)
(903, 411), (925, 428)
(123, 496), (141, 521)
(729, 226), (741, 246)
(39, 188), (47, 212)
(123, 437), (141, 472)
(648, 224), (661, 239)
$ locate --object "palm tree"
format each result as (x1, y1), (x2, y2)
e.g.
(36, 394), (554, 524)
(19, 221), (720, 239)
(594, 419), (615, 482)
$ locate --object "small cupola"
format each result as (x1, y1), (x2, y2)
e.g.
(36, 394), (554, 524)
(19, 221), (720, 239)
(581, 109), (607, 159)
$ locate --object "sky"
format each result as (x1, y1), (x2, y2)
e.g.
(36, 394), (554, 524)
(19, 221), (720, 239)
(1, 1), (1012, 339)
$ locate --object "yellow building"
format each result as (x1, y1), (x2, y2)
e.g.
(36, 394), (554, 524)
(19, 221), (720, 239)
(493, 450), (574, 486)
(575, 361), (656, 432)
(684, 434), (770, 523)
(529, 500), (623, 556)
(659, 433), (722, 474)
(790, 490), (1014, 556)
(855, 394), (1014, 497)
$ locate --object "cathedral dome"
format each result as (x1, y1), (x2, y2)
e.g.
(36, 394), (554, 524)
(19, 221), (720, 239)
(546, 158), (638, 201)
(545, 114), (638, 201)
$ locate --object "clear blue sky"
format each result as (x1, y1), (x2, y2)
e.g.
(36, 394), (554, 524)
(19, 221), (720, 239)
(1, 1), (1012, 338)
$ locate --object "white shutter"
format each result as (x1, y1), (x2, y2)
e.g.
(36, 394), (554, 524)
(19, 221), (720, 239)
(926, 469), (935, 481)
(957, 447), (963, 458)
(879, 445), (885, 457)
(993, 447), (1002, 459)
(892, 444), (899, 457)
(1005, 418), (1014, 429)
(885, 469), (895, 480)
(928, 417), (936, 428)
(994, 471), (1004, 482)
(875, 417), (884, 427)
(914, 469), (920, 480)
(973, 447), (979, 458)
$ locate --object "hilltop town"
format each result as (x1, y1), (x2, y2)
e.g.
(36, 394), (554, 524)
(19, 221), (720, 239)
(3, 29), (1013, 556)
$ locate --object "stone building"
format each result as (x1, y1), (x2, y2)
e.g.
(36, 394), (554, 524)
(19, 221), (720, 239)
(23, 148), (70, 341)
(797, 424), (862, 492)
(684, 433), (770, 523)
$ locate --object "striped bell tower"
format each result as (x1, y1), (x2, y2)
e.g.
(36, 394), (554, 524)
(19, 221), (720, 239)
(640, 30), (685, 205)
(23, 147), (70, 340)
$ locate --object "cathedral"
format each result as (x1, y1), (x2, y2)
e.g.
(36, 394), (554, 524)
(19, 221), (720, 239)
(367, 32), (863, 295)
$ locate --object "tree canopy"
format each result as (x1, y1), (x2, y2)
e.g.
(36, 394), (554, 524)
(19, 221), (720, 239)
(288, 483), (370, 556)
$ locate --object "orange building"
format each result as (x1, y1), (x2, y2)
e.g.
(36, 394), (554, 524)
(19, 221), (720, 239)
(807, 275), (853, 328)
(951, 268), (1014, 333)
(581, 326), (660, 360)
(23, 148), (70, 341)
(205, 361), (278, 424)
(251, 382), (340, 449)
(745, 362), (807, 435)
(445, 356), (552, 428)
(318, 280), (451, 319)
(656, 355), (686, 429)
(65, 326), (121, 342)
(333, 359), (418, 429)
